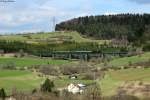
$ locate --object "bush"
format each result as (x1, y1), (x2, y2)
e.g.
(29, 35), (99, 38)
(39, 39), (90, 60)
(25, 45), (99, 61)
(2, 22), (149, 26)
(39, 65), (60, 76)
(2, 61), (16, 70)
(109, 95), (139, 100)
(60, 65), (78, 75)
(84, 83), (102, 100)
(32, 88), (37, 94)
(128, 61), (133, 66)
(100, 67), (109, 71)
(81, 72), (94, 80)
(60, 63), (91, 75)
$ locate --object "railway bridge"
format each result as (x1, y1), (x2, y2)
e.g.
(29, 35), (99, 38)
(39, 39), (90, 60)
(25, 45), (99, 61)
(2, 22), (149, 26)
(37, 51), (128, 61)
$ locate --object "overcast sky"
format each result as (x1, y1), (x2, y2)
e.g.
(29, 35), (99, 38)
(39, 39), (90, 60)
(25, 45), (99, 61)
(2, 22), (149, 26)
(0, 0), (150, 34)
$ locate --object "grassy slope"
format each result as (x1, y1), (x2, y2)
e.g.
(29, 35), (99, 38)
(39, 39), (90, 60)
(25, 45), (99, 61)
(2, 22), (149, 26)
(99, 52), (150, 96)
(0, 57), (70, 67)
(109, 52), (150, 67)
(100, 68), (150, 96)
(0, 32), (109, 44)
(110, 68), (150, 81)
(100, 73), (123, 96)
(0, 70), (44, 94)
(97, 52), (150, 68)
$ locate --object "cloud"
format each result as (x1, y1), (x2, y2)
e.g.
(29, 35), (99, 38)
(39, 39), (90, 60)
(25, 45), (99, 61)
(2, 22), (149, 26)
(129, 0), (150, 4)
(104, 12), (118, 15)
(0, 0), (93, 33)
(0, 0), (150, 33)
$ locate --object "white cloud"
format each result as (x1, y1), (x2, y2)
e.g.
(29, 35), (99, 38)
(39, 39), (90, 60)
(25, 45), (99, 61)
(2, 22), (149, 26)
(0, 0), (96, 33)
(104, 12), (118, 15)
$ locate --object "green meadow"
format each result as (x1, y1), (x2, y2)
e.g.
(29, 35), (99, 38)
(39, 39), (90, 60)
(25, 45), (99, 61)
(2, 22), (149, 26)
(109, 52), (150, 67)
(0, 70), (44, 94)
(0, 57), (70, 67)
(97, 52), (150, 68)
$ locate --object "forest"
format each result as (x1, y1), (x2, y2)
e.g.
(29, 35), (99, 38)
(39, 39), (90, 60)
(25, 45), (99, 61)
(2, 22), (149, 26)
(56, 14), (150, 49)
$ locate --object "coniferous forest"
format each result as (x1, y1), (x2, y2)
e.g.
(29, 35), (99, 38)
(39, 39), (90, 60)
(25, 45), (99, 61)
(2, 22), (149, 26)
(56, 14), (150, 50)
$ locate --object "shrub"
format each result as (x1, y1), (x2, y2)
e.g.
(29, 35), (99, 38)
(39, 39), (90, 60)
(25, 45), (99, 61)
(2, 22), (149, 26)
(81, 72), (94, 80)
(110, 95), (139, 100)
(60, 65), (78, 75)
(39, 65), (60, 76)
(32, 89), (37, 94)
(2, 61), (16, 70)
(128, 61), (132, 66)
(60, 63), (91, 75)
(84, 83), (102, 100)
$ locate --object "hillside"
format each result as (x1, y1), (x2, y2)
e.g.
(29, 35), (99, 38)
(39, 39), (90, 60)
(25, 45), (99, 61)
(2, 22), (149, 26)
(100, 68), (150, 97)
(56, 14), (150, 50)
(0, 32), (124, 55)
(97, 52), (150, 68)
(0, 31), (109, 44)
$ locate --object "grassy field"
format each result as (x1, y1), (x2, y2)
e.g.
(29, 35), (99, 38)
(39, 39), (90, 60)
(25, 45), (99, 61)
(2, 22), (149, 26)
(0, 70), (93, 94)
(100, 68), (150, 96)
(0, 70), (31, 77)
(0, 70), (44, 94)
(109, 52), (150, 67)
(109, 68), (150, 81)
(0, 57), (71, 67)
(0, 32), (109, 44)
(97, 52), (150, 68)
(1, 68), (150, 96)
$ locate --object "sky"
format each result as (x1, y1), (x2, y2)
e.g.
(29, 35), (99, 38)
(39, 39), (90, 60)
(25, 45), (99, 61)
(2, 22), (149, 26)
(0, 0), (150, 34)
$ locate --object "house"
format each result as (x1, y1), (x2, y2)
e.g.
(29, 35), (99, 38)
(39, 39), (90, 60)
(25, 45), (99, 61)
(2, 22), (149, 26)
(68, 75), (77, 79)
(67, 83), (86, 94)
(111, 36), (129, 47)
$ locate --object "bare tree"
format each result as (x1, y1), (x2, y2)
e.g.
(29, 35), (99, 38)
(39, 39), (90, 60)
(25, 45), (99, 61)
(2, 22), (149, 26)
(84, 83), (102, 100)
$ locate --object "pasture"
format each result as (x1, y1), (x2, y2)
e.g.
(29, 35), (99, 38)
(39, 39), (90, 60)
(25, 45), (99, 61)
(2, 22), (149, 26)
(0, 70), (44, 94)
(109, 52), (150, 67)
(0, 57), (71, 67)
(100, 68), (150, 96)
(97, 52), (150, 68)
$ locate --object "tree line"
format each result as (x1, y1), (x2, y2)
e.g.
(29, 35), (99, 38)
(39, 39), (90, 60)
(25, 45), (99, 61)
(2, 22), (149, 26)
(0, 40), (127, 55)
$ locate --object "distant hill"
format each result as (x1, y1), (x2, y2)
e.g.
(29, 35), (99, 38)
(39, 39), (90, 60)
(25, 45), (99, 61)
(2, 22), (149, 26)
(0, 32), (118, 54)
(0, 31), (108, 44)
(56, 14), (150, 49)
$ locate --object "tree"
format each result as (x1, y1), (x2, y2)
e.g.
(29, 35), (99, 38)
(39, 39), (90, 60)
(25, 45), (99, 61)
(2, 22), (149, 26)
(19, 49), (25, 57)
(0, 88), (6, 100)
(41, 78), (54, 92)
(0, 49), (4, 56)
